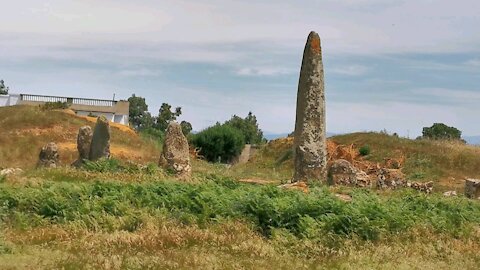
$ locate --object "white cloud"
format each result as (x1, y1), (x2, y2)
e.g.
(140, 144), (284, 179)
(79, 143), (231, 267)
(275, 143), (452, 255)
(465, 59), (480, 66)
(411, 88), (480, 100)
(331, 65), (369, 76)
(235, 67), (295, 76)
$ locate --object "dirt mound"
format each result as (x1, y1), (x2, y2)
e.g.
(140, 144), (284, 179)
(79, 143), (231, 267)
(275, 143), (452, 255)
(0, 106), (159, 168)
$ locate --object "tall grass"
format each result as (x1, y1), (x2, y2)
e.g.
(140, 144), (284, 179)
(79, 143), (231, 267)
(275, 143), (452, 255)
(1, 176), (479, 241)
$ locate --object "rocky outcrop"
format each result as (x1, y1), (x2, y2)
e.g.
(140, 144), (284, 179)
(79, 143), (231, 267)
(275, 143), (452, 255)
(37, 142), (59, 168)
(407, 181), (434, 194)
(327, 159), (371, 187)
(89, 116), (111, 161)
(159, 122), (191, 179)
(465, 179), (480, 199)
(293, 31), (327, 182)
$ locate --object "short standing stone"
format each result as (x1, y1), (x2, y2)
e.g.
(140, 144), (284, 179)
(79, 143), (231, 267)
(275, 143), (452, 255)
(293, 31), (327, 182)
(465, 179), (480, 199)
(159, 122), (191, 179)
(89, 116), (111, 161)
(37, 142), (59, 168)
(73, 126), (93, 166)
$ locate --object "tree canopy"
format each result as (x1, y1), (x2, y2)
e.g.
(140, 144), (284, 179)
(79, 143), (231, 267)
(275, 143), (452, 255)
(224, 111), (265, 144)
(422, 123), (462, 140)
(0, 80), (9, 95)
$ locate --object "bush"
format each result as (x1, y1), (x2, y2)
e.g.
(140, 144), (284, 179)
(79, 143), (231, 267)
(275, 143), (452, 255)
(359, 145), (371, 156)
(83, 158), (122, 173)
(40, 101), (70, 111)
(192, 124), (245, 163)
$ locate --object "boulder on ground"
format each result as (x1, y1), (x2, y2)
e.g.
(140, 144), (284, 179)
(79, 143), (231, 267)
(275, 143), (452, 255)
(89, 116), (111, 161)
(443, 190), (457, 197)
(37, 142), (59, 168)
(376, 168), (406, 189)
(73, 126), (93, 166)
(465, 179), (480, 199)
(159, 122), (191, 179)
(0, 168), (23, 177)
(327, 159), (372, 187)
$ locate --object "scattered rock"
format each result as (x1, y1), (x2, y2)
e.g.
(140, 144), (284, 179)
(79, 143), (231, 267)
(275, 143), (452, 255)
(407, 181), (434, 194)
(335, 193), (352, 202)
(37, 142), (59, 168)
(278, 182), (309, 193)
(293, 31), (327, 182)
(0, 168), (23, 176)
(376, 168), (406, 189)
(465, 179), (480, 199)
(159, 122), (191, 179)
(327, 159), (372, 187)
(89, 116), (111, 161)
(72, 126), (93, 166)
(443, 190), (457, 197)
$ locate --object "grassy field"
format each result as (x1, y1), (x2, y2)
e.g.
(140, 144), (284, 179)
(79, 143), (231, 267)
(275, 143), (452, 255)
(1, 166), (480, 269)
(2, 106), (480, 269)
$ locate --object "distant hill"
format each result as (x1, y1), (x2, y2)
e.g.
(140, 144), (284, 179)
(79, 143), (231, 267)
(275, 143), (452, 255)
(264, 132), (337, 140)
(463, 136), (480, 145)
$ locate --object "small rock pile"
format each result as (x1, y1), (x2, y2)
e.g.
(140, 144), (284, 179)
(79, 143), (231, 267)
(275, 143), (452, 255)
(327, 159), (371, 187)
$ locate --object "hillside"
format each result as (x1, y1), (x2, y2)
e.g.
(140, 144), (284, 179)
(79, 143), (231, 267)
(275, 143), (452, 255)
(0, 105), (159, 168)
(232, 132), (480, 192)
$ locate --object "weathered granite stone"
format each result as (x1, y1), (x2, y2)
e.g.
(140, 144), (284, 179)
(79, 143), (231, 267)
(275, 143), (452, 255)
(73, 126), (93, 166)
(89, 116), (111, 161)
(376, 168), (407, 189)
(159, 122), (191, 179)
(327, 159), (371, 187)
(37, 142), (59, 168)
(293, 31), (327, 182)
(465, 179), (480, 199)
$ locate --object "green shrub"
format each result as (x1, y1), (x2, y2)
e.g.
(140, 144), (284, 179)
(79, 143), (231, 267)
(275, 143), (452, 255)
(192, 124), (245, 163)
(359, 145), (371, 156)
(83, 158), (122, 173)
(40, 101), (70, 111)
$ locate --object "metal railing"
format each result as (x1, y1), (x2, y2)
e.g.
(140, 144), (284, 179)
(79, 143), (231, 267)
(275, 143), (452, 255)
(20, 94), (117, 107)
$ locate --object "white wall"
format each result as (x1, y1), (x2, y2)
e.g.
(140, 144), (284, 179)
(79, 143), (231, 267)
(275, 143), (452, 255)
(114, 114), (129, 125)
(0, 95), (8, 107)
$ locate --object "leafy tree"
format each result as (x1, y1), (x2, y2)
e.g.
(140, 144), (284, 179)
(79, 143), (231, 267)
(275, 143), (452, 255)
(0, 80), (9, 95)
(224, 111), (264, 144)
(180, 121), (193, 136)
(422, 123), (462, 140)
(192, 124), (245, 163)
(128, 94), (153, 131)
(155, 103), (182, 132)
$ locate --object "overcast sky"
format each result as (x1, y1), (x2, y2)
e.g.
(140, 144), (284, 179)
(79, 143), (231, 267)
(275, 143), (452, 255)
(1, 0), (479, 137)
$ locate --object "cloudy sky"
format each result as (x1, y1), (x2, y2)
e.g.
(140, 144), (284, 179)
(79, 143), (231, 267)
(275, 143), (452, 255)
(1, 0), (479, 137)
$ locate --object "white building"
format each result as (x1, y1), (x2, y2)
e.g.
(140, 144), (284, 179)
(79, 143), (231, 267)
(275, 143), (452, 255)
(0, 93), (129, 125)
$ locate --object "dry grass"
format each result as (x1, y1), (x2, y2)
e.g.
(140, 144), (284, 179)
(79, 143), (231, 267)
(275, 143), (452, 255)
(0, 106), (159, 168)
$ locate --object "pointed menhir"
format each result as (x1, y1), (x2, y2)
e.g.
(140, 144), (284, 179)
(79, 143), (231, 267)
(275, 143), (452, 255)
(292, 31), (327, 182)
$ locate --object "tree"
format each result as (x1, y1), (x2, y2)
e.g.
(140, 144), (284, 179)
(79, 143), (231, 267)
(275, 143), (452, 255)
(128, 94), (153, 131)
(192, 124), (245, 163)
(180, 121), (193, 136)
(0, 80), (9, 95)
(155, 103), (182, 132)
(422, 123), (462, 140)
(224, 111), (264, 144)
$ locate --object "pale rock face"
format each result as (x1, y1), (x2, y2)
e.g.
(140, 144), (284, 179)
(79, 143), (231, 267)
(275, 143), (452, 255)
(293, 31), (327, 182)
(160, 122), (191, 180)
(37, 142), (59, 168)
(376, 168), (407, 189)
(327, 159), (371, 187)
(89, 116), (111, 161)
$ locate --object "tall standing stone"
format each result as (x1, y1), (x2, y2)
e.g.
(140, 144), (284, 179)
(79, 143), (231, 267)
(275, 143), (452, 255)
(293, 31), (327, 182)
(89, 116), (111, 161)
(159, 122), (191, 179)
